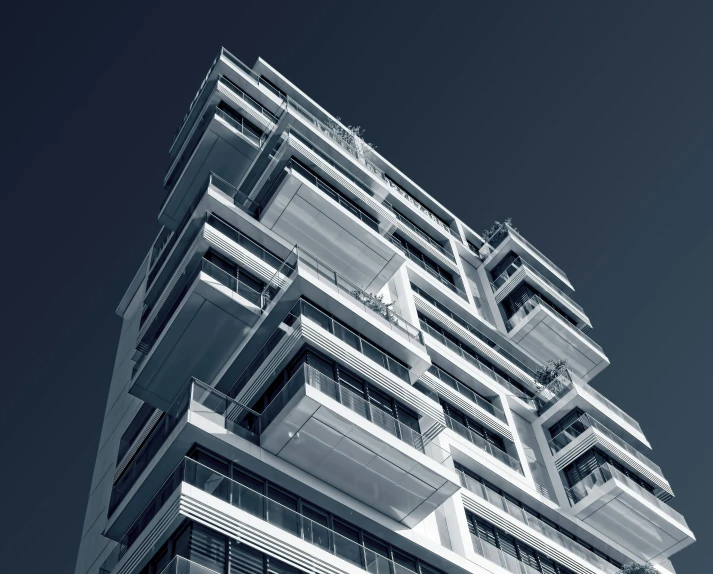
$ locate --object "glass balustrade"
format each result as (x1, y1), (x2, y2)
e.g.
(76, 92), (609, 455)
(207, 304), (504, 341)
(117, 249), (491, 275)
(470, 534), (541, 574)
(480, 224), (567, 281)
(445, 415), (522, 474)
(291, 247), (423, 346)
(214, 106), (267, 147)
(387, 237), (467, 300)
(105, 455), (436, 574)
(504, 294), (602, 352)
(278, 299), (412, 383)
(419, 321), (536, 406)
(548, 413), (664, 477)
(260, 364), (451, 464)
(565, 464), (688, 528)
(534, 373), (643, 435)
(383, 202), (455, 261)
(490, 256), (585, 315)
(425, 366), (507, 423)
(459, 471), (619, 574)
(158, 556), (222, 574)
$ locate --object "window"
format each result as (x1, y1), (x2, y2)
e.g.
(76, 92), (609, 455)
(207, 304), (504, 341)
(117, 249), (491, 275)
(456, 463), (622, 569)
(441, 400), (507, 453)
(391, 234), (457, 288)
(548, 408), (585, 439)
(490, 251), (520, 282)
(117, 403), (156, 463)
(180, 447), (447, 574)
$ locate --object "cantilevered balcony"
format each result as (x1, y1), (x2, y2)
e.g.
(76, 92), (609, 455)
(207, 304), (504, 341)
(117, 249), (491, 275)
(459, 472), (620, 574)
(480, 223), (572, 291)
(260, 363), (460, 526)
(131, 214), (288, 410)
(564, 464), (694, 562)
(548, 413), (672, 496)
(257, 143), (405, 291)
(491, 256), (590, 329)
(103, 454), (457, 574)
(445, 415), (523, 476)
(161, 73), (278, 230)
(534, 372), (650, 451)
(503, 293), (608, 381)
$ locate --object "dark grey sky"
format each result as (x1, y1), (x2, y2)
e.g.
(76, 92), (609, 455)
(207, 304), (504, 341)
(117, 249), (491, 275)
(0, 1), (709, 572)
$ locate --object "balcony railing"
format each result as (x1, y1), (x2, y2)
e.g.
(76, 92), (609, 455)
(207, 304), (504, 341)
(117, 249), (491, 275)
(158, 556), (221, 574)
(459, 471), (619, 573)
(261, 364), (451, 464)
(565, 463), (688, 528)
(284, 299), (413, 383)
(386, 178), (460, 240)
(445, 415), (523, 474)
(105, 454), (441, 574)
(480, 224), (567, 281)
(291, 247), (424, 346)
(471, 534), (540, 574)
(504, 294), (602, 351)
(137, 256), (265, 357)
(426, 365), (507, 423)
(389, 237), (467, 300)
(384, 202), (455, 261)
(419, 321), (536, 406)
(490, 256), (585, 315)
(534, 373), (643, 435)
(548, 413), (664, 478)
(214, 106), (267, 147)
(287, 158), (380, 231)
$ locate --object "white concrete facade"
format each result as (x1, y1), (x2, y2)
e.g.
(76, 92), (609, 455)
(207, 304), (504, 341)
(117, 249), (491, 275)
(75, 49), (693, 574)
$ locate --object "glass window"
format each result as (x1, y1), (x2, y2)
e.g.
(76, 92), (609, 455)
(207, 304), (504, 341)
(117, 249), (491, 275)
(266, 486), (299, 535)
(302, 504), (331, 552)
(333, 519), (363, 566)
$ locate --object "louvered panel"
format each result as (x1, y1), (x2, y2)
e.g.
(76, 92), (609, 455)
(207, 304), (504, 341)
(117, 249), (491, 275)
(216, 81), (276, 132)
(113, 409), (162, 483)
(414, 294), (537, 389)
(115, 496), (182, 574)
(553, 433), (597, 471)
(204, 225), (279, 282)
(461, 491), (601, 574)
(181, 490), (350, 574)
(594, 431), (670, 492)
(301, 320), (445, 426)
(494, 267), (527, 303)
(419, 372), (513, 441)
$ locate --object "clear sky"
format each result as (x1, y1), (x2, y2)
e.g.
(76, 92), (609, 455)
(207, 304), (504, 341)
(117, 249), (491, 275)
(0, 1), (710, 572)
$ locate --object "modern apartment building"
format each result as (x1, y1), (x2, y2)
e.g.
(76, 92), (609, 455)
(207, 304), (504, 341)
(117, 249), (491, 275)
(75, 49), (695, 574)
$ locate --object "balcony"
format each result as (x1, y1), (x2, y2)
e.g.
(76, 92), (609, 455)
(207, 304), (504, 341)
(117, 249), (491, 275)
(131, 213), (290, 409)
(491, 256), (590, 328)
(257, 145), (405, 292)
(534, 373), (649, 450)
(161, 87), (273, 230)
(418, 319), (537, 407)
(564, 464), (694, 562)
(257, 362), (459, 526)
(548, 413), (672, 496)
(104, 454), (456, 574)
(460, 469), (620, 574)
(444, 415), (523, 475)
(504, 294), (609, 381)
(480, 223), (572, 290)
(470, 533), (541, 574)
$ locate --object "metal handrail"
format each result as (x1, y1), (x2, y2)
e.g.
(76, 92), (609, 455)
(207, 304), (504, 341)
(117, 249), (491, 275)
(548, 413), (664, 478)
(460, 472), (619, 574)
(420, 321), (536, 405)
(490, 256), (585, 315)
(445, 415), (523, 474)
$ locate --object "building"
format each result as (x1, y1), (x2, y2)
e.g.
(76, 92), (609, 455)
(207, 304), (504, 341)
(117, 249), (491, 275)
(75, 49), (695, 574)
